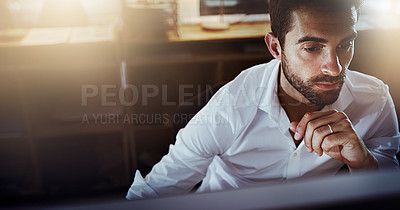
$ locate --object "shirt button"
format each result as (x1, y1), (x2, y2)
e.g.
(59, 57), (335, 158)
(293, 152), (297, 158)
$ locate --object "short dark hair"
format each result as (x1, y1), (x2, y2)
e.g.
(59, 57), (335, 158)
(269, 0), (363, 48)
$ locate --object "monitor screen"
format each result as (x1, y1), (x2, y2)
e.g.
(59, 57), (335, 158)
(200, 0), (269, 16)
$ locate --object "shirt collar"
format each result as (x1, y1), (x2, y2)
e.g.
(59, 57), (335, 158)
(258, 59), (281, 118)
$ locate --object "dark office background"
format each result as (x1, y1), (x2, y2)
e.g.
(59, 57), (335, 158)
(1, 0), (400, 208)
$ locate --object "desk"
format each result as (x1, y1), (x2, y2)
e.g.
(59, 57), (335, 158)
(168, 22), (270, 41)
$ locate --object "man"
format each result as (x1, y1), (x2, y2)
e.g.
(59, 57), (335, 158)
(127, 0), (400, 200)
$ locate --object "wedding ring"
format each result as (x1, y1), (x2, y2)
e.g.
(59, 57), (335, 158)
(327, 124), (334, 134)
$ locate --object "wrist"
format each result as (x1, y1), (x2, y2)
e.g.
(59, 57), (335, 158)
(349, 151), (378, 173)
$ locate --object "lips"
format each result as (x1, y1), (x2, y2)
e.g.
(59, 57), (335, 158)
(315, 82), (340, 91)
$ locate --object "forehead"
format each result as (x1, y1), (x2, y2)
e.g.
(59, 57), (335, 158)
(288, 5), (357, 42)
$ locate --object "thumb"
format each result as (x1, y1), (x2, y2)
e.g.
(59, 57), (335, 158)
(290, 121), (299, 133)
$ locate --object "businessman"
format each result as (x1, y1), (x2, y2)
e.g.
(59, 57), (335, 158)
(127, 0), (400, 199)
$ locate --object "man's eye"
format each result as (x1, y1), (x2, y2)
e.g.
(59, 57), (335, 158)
(304, 46), (320, 53)
(338, 42), (353, 50)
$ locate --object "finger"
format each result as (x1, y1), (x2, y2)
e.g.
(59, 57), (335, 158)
(311, 124), (336, 156)
(290, 121), (298, 133)
(294, 110), (337, 141)
(322, 131), (373, 168)
(334, 118), (354, 132)
(313, 118), (355, 156)
(303, 112), (347, 151)
(321, 132), (352, 155)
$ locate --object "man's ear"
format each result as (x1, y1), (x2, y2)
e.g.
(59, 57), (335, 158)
(265, 32), (282, 60)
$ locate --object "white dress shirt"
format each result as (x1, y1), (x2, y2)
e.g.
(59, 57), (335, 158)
(126, 59), (400, 200)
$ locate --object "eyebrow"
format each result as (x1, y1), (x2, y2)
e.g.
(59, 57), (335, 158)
(341, 32), (358, 42)
(297, 32), (358, 44)
(297, 36), (327, 44)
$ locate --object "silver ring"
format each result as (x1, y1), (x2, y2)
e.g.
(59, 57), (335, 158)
(327, 124), (334, 134)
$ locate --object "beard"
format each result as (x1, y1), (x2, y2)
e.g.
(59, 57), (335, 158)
(281, 53), (346, 106)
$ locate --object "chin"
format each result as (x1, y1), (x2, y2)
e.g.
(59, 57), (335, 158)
(308, 89), (341, 106)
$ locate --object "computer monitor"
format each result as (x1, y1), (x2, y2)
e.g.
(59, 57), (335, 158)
(200, 0), (269, 16)
(178, 0), (269, 25)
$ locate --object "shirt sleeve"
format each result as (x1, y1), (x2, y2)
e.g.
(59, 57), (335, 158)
(126, 170), (158, 200)
(126, 88), (236, 200)
(364, 90), (400, 169)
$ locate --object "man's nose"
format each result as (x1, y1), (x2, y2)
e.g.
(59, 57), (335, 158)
(321, 50), (342, 76)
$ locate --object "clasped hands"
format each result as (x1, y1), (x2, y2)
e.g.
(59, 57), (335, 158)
(289, 110), (378, 171)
